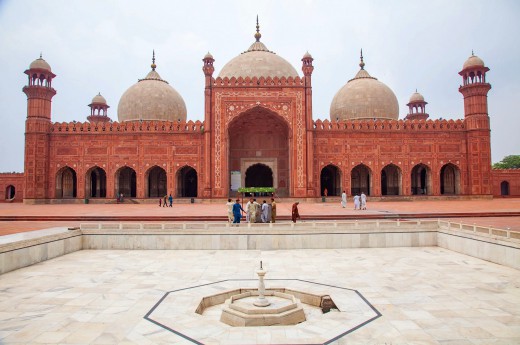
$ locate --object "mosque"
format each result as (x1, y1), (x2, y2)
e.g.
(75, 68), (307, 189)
(1, 21), (519, 203)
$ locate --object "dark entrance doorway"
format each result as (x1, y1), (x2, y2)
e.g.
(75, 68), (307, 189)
(440, 163), (460, 195)
(320, 165), (341, 196)
(501, 181), (510, 196)
(147, 166), (167, 197)
(381, 164), (402, 196)
(245, 163), (273, 188)
(351, 164), (371, 196)
(56, 167), (77, 198)
(87, 167), (106, 198)
(411, 164), (431, 195)
(117, 167), (136, 198)
(177, 166), (197, 197)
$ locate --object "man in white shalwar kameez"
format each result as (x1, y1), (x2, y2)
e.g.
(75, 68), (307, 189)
(261, 200), (269, 223)
(341, 191), (347, 208)
(226, 198), (234, 223)
(353, 194), (360, 210)
(360, 192), (367, 210)
(245, 198), (253, 223)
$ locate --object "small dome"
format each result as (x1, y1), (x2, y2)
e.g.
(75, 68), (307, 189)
(409, 91), (424, 103)
(204, 52), (214, 59)
(29, 55), (51, 72)
(463, 54), (485, 69)
(330, 56), (399, 121)
(117, 66), (187, 122)
(91, 93), (107, 105)
(218, 21), (298, 79)
(303, 51), (313, 59)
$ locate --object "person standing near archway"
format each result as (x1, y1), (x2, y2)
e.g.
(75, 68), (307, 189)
(232, 199), (245, 226)
(292, 202), (300, 223)
(270, 198), (277, 223)
(341, 190), (347, 208)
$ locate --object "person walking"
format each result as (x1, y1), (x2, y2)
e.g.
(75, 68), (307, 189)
(361, 192), (367, 210)
(163, 195), (168, 207)
(353, 194), (360, 210)
(341, 190), (347, 208)
(168, 194), (173, 207)
(159, 197), (162, 207)
(232, 199), (245, 226)
(270, 198), (276, 223)
(226, 198), (234, 223)
(291, 201), (300, 223)
(253, 199), (261, 223)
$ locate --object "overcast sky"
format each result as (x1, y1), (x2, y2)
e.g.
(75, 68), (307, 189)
(0, 0), (519, 172)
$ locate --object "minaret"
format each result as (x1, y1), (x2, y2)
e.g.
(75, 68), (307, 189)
(202, 51), (215, 197)
(22, 54), (56, 202)
(459, 52), (492, 195)
(405, 90), (429, 120)
(87, 93), (111, 123)
(302, 51), (315, 194)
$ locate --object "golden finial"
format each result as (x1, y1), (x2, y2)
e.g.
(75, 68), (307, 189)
(254, 15), (262, 42)
(40, 52), (42, 59)
(359, 48), (365, 70)
(471, 49), (474, 56)
(151, 50), (156, 71)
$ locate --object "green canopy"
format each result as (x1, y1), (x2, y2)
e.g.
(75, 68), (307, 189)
(237, 187), (275, 193)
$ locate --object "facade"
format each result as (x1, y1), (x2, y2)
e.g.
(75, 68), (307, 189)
(1, 25), (520, 203)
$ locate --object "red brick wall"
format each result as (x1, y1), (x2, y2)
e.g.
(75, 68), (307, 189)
(492, 169), (520, 196)
(0, 173), (24, 202)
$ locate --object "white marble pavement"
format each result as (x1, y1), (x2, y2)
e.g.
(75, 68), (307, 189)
(0, 248), (519, 344)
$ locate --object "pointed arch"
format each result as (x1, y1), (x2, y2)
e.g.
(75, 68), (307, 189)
(411, 163), (432, 195)
(351, 164), (372, 196)
(5, 185), (15, 200)
(381, 164), (402, 196)
(440, 163), (460, 195)
(176, 165), (197, 197)
(245, 163), (273, 188)
(320, 164), (342, 196)
(115, 166), (136, 198)
(500, 181), (510, 196)
(56, 166), (77, 198)
(146, 166), (167, 198)
(85, 166), (106, 198)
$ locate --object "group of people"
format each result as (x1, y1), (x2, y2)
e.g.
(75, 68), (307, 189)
(226, 197), (277, 226)
(159, 194), (173, 207)
(341, 190), (367, 210)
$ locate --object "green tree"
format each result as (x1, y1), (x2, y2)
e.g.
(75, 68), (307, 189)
(493, 155), (520, 169)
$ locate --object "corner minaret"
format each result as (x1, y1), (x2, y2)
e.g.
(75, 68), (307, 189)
(22, 54), (56, 202)
(459, 52), (492, 195)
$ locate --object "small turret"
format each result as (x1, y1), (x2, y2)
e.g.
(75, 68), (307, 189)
(87, 93), (111, 123)
(405, 90), (429, 120)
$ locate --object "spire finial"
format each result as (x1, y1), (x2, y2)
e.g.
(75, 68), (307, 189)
(415, 88), (417, 93)
(471, 49), (474, 56)
(40, 52), (42, 59)
(359, 48), (365, 70)
(254, 15), (262, 42)
(151, 50), (156, 71)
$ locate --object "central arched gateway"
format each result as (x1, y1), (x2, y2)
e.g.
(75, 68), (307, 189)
(228, 107), (290, 196)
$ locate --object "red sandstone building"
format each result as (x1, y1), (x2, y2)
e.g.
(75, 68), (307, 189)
(1, 25), (519, 203)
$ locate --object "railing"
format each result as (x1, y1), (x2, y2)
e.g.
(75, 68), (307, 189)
(51, 120), (205, 133)
(313, 119), (465, 132)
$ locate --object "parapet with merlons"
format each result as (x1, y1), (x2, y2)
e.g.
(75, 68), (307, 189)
(51, 120), (205, 134)
(313, 118), (465, 132)
(212, 76), (305, 87)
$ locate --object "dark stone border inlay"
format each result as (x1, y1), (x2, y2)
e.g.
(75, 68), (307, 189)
(144, 279), (382, 345)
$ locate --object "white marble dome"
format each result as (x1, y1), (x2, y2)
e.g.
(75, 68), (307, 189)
(29, 55), (52, 72)
(117, 64), (187, 122)
(330, 57), (399, 121)
(218, 27), (298, 79)
(463, 54), (485, 69)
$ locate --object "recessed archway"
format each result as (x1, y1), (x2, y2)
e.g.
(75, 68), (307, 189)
(411, 164), (432, 195)
(116, 166), (136, 198)
(56, 166), (77, 198)
(351, 164), (371, 196)
(245, 163), (273, 188)
(86, 166), (106, 198)
(5, 185), (15, 200)
(146, 166), (167, 198)
(500, 181), (510, 196)
(228, 106), (289, 197)
(381, 164), (402, 196)
(320, 164), (341, 196)
(440, 163), (460, 195)
(177, 166), (197, 197)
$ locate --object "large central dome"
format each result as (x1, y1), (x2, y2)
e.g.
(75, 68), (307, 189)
(330, 52), (399, 121)
(218, 20), (299, 79)
(117, 54), (187, 122)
